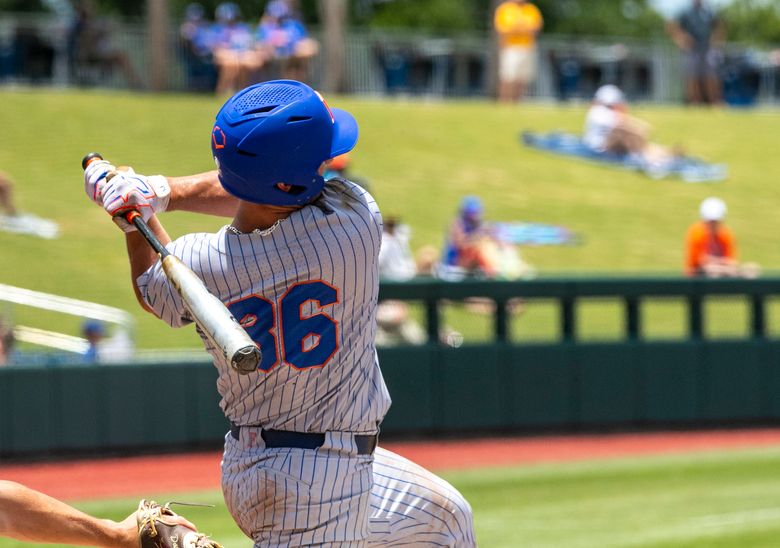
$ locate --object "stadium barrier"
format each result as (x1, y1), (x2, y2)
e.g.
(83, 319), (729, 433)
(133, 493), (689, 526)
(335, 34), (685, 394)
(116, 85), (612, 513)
(1, 276), (780, 457)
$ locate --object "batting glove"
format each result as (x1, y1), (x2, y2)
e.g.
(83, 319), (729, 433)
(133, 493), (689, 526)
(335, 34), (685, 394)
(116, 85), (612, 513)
(84, 159), (116, 204)
(101, 172), (160, 232)
(85, 161), (170, 214)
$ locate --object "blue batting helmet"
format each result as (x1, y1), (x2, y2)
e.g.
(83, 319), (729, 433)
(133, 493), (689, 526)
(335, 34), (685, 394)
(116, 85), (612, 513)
(211, 80), (359, 206)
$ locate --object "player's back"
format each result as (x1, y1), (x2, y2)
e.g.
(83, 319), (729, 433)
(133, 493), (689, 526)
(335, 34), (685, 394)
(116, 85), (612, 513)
(138, 178), (391, 434)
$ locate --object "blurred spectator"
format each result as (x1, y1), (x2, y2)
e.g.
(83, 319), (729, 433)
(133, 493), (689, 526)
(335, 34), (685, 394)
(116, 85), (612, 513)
(667, 0), (725, 105)
(685, 197), (759, 278)
(439, 196), (532, 281)
(0, 172), (18, 217)
(0, 316), (14, 366)
(80, 320), (133, 364)
(376, 216), (427, 347)
(441, 196), (497, 278)
(256, 0), (319, 82)
(494, 0), (543, 102)
(211, 2), (266, 95)
(81, 319), (104, 363)
(179, 2), (217, 92)
(11, 23), (55, 83)
(583, 85), (679, 170)
(379, 216), (417, 282)
(323, 153), (371, 191)
(67, 0), (143, 88)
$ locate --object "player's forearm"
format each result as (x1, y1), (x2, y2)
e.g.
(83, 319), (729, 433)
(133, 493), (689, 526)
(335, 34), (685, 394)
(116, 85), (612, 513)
(127, 215), (171, 312)
(0, 481), (132, 547)
(166, 170), (239, 217)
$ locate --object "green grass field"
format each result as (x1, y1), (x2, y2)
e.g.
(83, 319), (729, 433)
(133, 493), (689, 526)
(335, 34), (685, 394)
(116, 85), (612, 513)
(1, 89), (779, 348)
(3, 447), (780, 547)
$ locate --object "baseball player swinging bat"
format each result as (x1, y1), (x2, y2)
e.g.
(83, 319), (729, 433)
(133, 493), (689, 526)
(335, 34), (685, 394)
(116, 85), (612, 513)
(82, 153), (261, 375)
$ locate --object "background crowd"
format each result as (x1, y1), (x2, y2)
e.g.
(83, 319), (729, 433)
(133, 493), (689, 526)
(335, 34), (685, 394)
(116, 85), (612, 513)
(179, 0), (318, 93)
(0, 0), (770, 364)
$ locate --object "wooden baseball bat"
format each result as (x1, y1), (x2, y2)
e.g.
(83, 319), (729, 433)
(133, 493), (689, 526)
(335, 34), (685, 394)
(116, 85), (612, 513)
(82, 153), (261, 375)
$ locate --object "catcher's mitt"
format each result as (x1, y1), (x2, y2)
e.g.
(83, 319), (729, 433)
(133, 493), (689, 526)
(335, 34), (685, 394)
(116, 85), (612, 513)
(136, 499), (223, 548)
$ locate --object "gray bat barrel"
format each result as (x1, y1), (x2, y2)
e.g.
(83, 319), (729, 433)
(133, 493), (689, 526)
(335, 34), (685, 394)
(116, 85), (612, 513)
(162, 255), (260, 374)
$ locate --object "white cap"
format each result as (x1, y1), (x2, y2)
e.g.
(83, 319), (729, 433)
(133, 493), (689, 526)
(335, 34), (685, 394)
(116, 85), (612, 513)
(700, 197), (727, 221)
(594, 85), (625, 106)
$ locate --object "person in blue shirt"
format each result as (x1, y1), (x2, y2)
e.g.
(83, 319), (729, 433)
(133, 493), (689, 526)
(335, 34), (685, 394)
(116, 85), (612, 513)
(210, 2), (266, 94)
(256, 0), (318, 81)
(442, 196), (498, 278)
(82, 319), (104, 363)
(180, 3), (218, 91)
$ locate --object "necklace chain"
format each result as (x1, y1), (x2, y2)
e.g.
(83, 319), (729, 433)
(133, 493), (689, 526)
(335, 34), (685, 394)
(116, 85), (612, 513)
(226, 219), (283, 236)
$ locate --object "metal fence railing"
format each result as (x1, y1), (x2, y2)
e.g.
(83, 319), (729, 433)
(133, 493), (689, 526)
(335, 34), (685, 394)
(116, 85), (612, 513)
(377, 276), (780, 346)
(2, 12), (779, 104)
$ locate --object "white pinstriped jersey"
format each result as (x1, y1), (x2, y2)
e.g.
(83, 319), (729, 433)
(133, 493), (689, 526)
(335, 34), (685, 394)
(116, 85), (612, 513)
(137, 178), (391, 434)
(137, 178), (476, 547)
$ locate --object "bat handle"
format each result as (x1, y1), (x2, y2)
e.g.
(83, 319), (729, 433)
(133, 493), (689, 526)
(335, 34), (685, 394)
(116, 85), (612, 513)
(82, 152), (104, 170)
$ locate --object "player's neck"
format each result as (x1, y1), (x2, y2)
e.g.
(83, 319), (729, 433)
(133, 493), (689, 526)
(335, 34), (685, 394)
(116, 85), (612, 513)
(232, 200), (297, 232)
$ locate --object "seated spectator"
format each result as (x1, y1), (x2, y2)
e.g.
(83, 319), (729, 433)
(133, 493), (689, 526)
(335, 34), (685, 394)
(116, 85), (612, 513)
(179, 2), (217, 91)
(685, 197), (760, 278)
(440, 196), (533, 281)
(376, 216), (427, 346)
(256, 0), (319, 82)
(67, 0), (143, 88)
(379, 216), (417, 282)
(583, 85), (680, 171)
(0, 317), (14, 366)
(80, 320), (133, 364)
(0, 171), (18, 217)
(81, 320), (104, 363)
(211, 2), (266, 95)
(11, 23), (56, 83)
(441, 196), (499, 278)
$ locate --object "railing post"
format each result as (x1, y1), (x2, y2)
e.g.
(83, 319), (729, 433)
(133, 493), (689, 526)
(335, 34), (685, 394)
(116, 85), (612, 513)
(688, 295), (703, 340)
(495, 298), (508, 343)
(625, 297), (640, 340)
(426, 297), (440, 344)
(752, 294), (766, 339)
(561, 297), (575, 342)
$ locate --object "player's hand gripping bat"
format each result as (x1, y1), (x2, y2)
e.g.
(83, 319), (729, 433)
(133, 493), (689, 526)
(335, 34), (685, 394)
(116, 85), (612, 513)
(82, 153), (261, 375)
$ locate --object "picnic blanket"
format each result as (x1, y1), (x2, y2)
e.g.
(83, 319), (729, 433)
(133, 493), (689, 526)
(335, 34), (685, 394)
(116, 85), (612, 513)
(521, 131), (727, 183)
(0, 213), (60, 239)
(494, 222), (580, 246)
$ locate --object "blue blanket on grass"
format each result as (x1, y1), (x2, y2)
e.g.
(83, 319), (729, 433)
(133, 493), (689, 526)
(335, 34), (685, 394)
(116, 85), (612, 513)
(494, 222), (581, 246)
(521, 131), (727, 183)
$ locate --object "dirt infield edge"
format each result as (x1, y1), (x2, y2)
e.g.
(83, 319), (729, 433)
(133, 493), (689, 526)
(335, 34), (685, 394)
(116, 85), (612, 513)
(2, 428), (780, 501)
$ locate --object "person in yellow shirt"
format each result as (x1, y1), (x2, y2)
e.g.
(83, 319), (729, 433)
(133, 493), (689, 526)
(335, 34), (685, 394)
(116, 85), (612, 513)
(494, 0), (543, 102)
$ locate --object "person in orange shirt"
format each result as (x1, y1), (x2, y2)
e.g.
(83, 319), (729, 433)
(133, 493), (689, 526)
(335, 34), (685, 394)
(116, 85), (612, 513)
(685, 197), (758, 278)
(494, 0), (543, 102)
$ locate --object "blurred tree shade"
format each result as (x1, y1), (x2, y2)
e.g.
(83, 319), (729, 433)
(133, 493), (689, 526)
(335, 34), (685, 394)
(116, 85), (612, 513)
(719, 0), (780, 46)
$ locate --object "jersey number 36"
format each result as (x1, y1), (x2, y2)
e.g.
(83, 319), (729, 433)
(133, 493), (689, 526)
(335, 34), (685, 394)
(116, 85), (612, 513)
(227, 280), (339, 372)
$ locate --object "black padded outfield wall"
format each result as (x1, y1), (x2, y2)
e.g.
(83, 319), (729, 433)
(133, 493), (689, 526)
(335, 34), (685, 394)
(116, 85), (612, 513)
(2, 277), (780, 457)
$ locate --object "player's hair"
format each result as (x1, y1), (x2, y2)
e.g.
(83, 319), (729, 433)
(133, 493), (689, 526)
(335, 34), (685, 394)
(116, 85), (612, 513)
(211, 80), (358, 207)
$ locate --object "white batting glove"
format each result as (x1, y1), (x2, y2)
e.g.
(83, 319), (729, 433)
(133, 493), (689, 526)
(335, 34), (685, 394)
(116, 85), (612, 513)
(101, 172), (159, 232)
(85, 161), (170, 214)
(84, 159), (116, 205)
